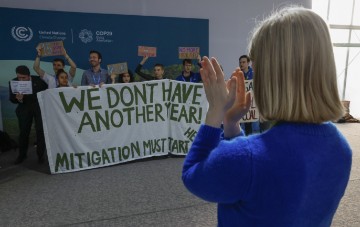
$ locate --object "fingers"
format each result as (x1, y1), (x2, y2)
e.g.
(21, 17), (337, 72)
(199, 68), (208, 85)
(227, 76), (237, 106)
(245, 91), (252, 112)
(210, 57), (224, 82)
(230, 68), (246, 102)
(62, 47), (67, 56)
(200, 56), (216, 82)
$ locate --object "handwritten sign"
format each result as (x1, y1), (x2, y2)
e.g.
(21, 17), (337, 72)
(39, 41), (64, 57)
(138, 46), (157, 57)
(10, 81), (33, 94)
(239, 80), (259, 123)
(107, 62), (128, 74)
(179, 47), (200, 59)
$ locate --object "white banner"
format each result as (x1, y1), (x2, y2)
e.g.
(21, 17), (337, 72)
(38, 79), (259, 174)
(239, 80), (259, 123)
(37, 80), (207, 174)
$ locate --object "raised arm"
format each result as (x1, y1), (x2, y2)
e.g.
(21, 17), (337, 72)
(63, 47), (77, 78)
(200, 57), (237, 128)
(33, 45), (45, 77)
(223, 68), (252, 138)
(135, 56), (153, 80)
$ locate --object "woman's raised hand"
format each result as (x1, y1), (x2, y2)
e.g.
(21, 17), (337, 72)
(200, 57), (237, 128)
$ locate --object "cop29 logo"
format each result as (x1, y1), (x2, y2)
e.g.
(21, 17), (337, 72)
(79, 29), (93, 43)
(11, 26), (33, 42)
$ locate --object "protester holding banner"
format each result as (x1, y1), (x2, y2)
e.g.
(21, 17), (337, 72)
(135, 56), (165, 80)
(81, 50), (109, 86)
(9, 65), (48, 164)
(182, 7), (352, 227)
(33, 44), (77, 88)
(110, 71), (135, 83)
(119, 71), (135, 83)
(175, 58), (202, 83)
(238, 54), (255, 135)
(55, 69), (70, 87)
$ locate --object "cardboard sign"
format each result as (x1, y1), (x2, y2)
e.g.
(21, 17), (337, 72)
(138, 46), (157, 57)
(107, 62), (128, 74)
(39, 41), (64, 57)
(179, 47), (200, 59)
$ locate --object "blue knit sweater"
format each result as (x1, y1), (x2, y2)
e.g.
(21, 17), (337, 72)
(182, 122), (352, 227)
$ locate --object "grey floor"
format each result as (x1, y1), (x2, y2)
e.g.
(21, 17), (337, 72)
(0, 123), (359, 227)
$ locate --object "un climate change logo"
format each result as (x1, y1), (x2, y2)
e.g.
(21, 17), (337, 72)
(11, 26), (33, 42)
(79, 29), (93, 43)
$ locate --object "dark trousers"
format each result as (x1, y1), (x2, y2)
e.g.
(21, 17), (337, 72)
(244, 123), (253, 136)
(16, 105), (45, 159)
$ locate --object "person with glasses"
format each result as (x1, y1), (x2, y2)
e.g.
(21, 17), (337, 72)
(33, 44), (77, 88)
(135, 56), (166, 80)
(81, 50), (109, 86)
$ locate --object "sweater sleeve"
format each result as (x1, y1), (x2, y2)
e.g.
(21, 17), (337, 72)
(135, 64), (153, 80)
(9, 80), (18, 104)
(182, 124), (252, 203)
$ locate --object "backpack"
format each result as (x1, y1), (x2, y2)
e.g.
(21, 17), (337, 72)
(0, 130), (18, 153)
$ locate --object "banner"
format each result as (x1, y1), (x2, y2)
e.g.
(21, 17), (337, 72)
(37, 80), (207, 174)
(0, 7), (209, 139)
(239, 80), (259, 123)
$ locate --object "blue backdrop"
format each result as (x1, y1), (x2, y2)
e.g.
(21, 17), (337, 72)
(0, 7), (208, 72)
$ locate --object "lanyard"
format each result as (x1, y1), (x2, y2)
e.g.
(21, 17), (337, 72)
(92, 73), (101, 85)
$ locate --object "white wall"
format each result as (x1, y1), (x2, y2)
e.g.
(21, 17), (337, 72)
(0, 0), (311, 77)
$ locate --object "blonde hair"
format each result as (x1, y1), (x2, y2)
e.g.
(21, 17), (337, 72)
(249, 7), (343, 123)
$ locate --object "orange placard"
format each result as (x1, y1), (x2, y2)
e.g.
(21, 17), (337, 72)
(138, 46), (157, 57)
(39, 41), (64, 57)
(178, 47), (200, 59)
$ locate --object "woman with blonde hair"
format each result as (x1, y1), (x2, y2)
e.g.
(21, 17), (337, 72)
(182, 6), (352, 227)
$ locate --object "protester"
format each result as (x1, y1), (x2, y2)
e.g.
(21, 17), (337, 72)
(135, 56), (165, 80)
(110, 71), (135, 83)
(55, 69), (70, 87)
(175, 57), (202, 83)
(33, 45), (77, 88)
(182, 7), (352, 226)
(239, 54), (256, 135)
(9, 65), (48, 164)
(119, 71), (134, 83)
(81, 50), (109, 86)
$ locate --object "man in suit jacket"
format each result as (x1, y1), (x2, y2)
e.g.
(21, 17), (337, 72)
(9, 65), (48, 164)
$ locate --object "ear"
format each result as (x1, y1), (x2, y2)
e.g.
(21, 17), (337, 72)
(99, 59), (102, 63)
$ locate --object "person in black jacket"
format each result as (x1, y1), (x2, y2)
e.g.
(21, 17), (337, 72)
(135, 56), (165, 80)
(9, 65), (48, 164)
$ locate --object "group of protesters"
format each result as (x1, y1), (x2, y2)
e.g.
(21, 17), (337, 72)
(8, 44), (208, 164)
